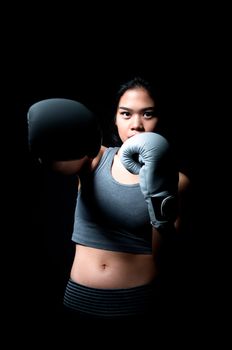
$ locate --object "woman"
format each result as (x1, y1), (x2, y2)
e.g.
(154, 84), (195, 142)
(28, 77), (191, 327)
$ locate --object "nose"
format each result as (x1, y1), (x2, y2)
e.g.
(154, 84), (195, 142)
(130, 115), (144, 131)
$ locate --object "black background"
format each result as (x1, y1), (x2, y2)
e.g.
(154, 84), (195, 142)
(2, 6), (214, 342)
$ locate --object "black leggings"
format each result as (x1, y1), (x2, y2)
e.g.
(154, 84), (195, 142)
(63, 278), (161, 325)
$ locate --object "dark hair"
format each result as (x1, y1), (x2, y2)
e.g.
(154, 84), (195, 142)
(113, 76), (160, 117)
(109, 76), (161, 146)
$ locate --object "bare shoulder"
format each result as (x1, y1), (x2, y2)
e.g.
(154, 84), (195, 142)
(90, 145), (108, 171)
(178, 172), (191, 194)
(177, 172), (192, 216)
(175, 172), (192, 232)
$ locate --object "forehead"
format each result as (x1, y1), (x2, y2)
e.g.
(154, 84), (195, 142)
(119, 88), (155, 107)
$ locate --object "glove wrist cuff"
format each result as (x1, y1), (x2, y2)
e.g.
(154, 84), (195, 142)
(146, 195), (178, 229)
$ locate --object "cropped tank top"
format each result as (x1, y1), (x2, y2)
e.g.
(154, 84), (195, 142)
(72, 147), (152, 254)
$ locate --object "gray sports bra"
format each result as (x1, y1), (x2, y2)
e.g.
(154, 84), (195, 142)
(72, 147), (152, 254)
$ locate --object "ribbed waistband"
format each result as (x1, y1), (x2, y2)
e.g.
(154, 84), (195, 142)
(63, 279), (159, 319)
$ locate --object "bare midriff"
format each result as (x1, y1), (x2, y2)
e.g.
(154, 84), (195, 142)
(70, 244), (159, 289)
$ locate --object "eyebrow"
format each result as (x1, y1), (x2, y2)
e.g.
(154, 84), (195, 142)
(119, 106), (155, 112)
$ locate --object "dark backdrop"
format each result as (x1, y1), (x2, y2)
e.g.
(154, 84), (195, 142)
(3, 26), (204, 341)
(7, 67), (197, 319)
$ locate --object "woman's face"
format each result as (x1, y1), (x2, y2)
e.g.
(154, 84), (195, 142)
(115, 88), (159, 143)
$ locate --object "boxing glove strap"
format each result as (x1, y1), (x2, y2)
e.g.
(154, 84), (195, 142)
(147, 195), (178, 228)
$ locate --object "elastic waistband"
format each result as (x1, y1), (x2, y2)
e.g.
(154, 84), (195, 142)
(63, 279), (159, 319)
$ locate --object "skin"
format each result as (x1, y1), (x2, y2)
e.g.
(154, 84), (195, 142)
(53, 87), (191, 289)
(115, 88), (159, 142)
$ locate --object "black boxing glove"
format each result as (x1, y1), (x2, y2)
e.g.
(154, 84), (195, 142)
(27, 98), (102, 162)
(120, 132), (179, 231)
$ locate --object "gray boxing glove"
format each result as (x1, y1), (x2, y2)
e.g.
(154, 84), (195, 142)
(120, 132), (179, 231)
(27, 98), (102, 162)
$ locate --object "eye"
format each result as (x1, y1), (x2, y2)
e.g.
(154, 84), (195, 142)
(120, 111), (131, 119)
(143, 111), (155, 119)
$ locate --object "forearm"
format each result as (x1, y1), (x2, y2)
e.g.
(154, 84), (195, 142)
(51, 157), (89, 175)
